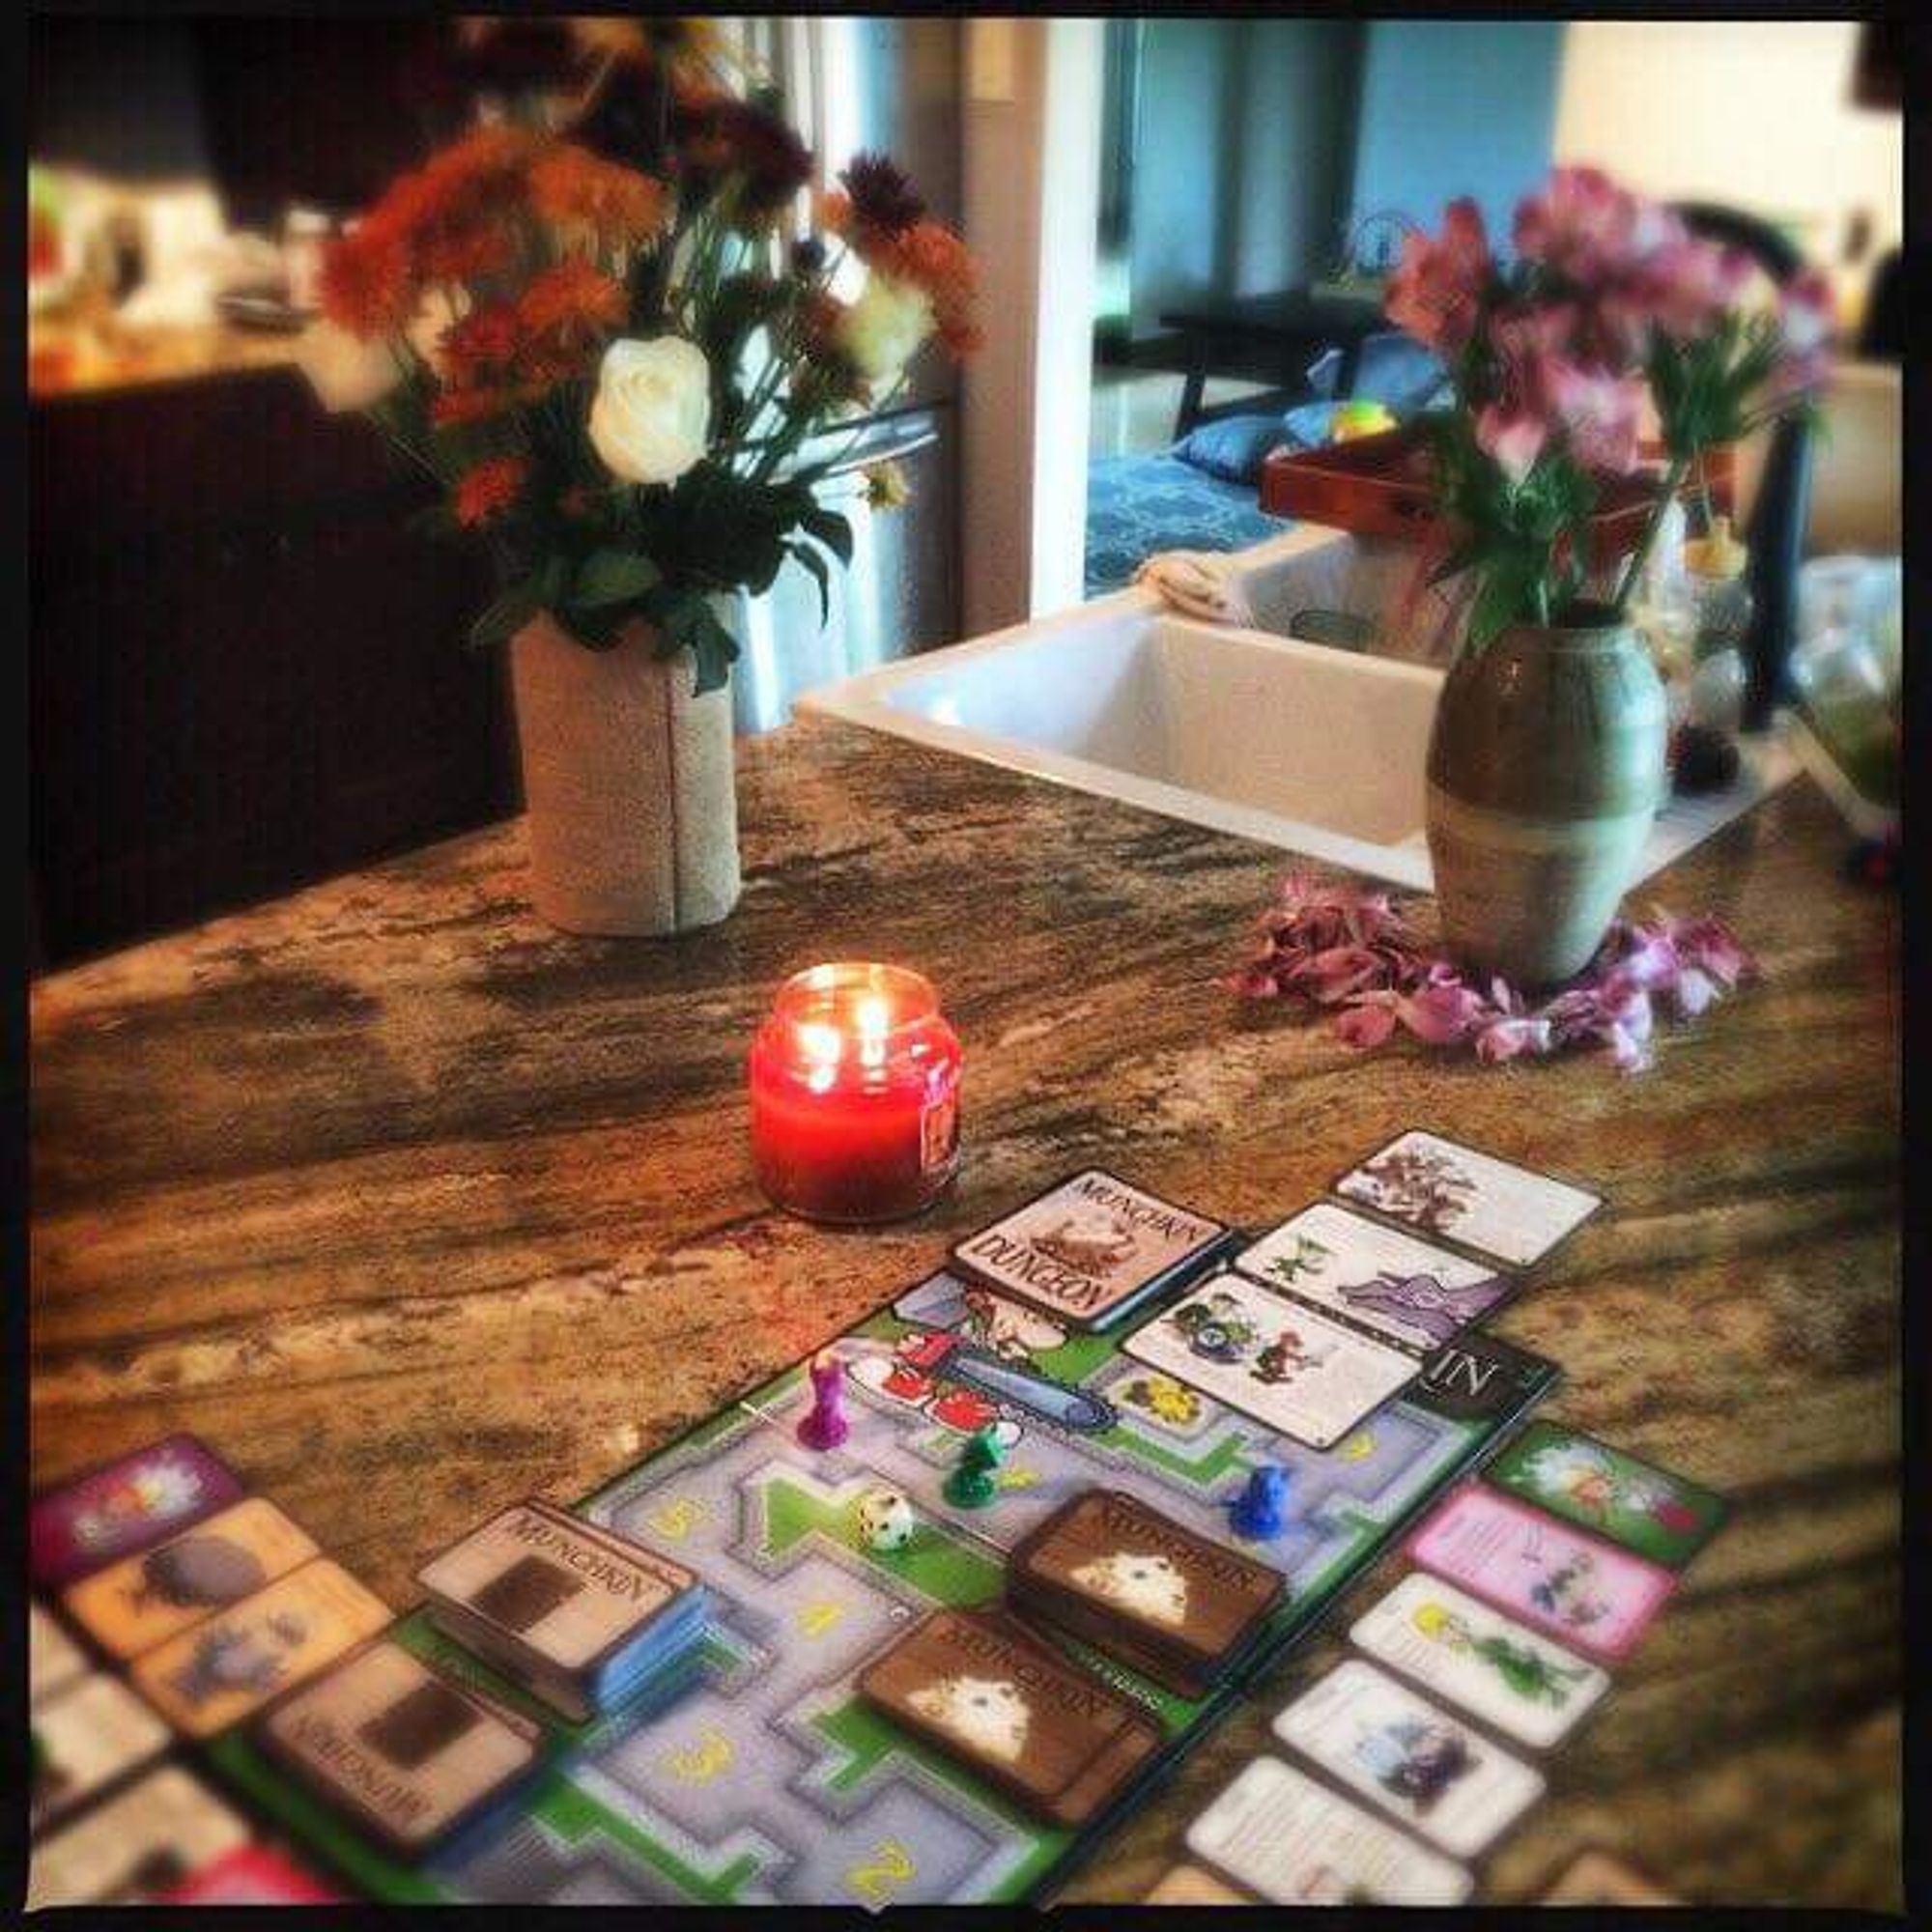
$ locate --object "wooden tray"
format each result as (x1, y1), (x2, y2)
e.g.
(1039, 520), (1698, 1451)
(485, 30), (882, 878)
(1260, 424), (1735, 570)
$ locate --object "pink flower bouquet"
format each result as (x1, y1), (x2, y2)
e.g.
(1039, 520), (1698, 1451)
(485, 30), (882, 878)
(1387, 165), (1833, 648)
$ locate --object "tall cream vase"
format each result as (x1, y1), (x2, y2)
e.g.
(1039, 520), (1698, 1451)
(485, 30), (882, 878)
(508, 611), (741, 936)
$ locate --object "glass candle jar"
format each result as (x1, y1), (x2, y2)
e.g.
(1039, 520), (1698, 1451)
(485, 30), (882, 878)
(749, 963), (961, 1224)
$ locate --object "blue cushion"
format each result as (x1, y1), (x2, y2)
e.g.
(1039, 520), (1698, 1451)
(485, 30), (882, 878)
(1172, 412), (1292, 483)
(1281, 400), (1344, 447)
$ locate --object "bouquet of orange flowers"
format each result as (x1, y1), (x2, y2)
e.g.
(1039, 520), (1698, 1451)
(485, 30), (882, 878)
(300, 18), (980, 692)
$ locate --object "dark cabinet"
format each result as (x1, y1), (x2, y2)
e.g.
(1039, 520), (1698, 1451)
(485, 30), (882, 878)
(30, 368), (517, 967)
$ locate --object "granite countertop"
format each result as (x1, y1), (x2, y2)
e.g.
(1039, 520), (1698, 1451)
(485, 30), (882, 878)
(30, 715), (1900, 1907)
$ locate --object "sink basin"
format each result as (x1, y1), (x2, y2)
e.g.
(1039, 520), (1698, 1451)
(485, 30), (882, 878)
(801, 526), (1798, 891)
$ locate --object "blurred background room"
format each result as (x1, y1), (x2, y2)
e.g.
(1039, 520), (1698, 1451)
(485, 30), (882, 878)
(27, 14), (1903, 967)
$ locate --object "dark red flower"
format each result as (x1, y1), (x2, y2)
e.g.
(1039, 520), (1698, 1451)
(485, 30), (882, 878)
(840, 152), (925, 239)
(675, 97), (812, 217)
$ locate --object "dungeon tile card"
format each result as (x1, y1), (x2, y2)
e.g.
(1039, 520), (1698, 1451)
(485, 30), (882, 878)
(65, 1495), (321, 1661)
(1184, 1753), (1475, 1905)
(949, 1170), (1228, 1330)
(130, 1557), (391, 1738)
(858, 1605), (1162, 1826)
(1272, 1660), (1545, 1860)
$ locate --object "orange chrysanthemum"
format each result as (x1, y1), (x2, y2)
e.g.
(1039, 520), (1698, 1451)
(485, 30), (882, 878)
(319, 221), (415, 338)
(440, 301), (525, 386)
(454, 454), (527, 528)
(528, 144), (669, 247)
(873, 219), (980, 357)
(515, 259), (626, 381)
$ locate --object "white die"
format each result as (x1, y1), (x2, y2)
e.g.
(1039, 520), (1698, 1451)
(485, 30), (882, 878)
(856, 1490), (916, 1551)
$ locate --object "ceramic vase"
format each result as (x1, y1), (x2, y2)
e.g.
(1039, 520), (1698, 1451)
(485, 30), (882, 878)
(1425, 608), (1667, 987)
(508, 611), (740, 937)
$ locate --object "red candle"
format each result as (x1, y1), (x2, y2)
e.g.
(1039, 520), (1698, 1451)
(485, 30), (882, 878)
(750, 962), (962, 1224)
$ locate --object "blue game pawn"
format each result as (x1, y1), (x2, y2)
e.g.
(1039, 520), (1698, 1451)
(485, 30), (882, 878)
(1230, 1464), (1290, 1540)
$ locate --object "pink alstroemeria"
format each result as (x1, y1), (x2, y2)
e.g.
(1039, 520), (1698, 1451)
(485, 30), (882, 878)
(1386, 197), (1491, 355)
(1395, 980), (1490, 1044)
(1475, 404), (1549, 483)
(1766, 268), (1835, 401)
(1334, 998), (1401, 1050)
(1636, 236), (1758, 343)
(1513, 165), (1642, 280)
(1545, 356), (1644, 475)
(1474, 1013), (1554, 1063)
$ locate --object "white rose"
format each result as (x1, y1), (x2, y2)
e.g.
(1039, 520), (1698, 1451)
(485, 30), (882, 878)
(837, 272), (934, 385)
(296, 318), (400, 413)
(588, 336), (712, 487)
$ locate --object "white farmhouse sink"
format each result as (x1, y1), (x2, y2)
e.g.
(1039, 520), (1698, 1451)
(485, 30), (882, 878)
(801, 526), (1797, 891)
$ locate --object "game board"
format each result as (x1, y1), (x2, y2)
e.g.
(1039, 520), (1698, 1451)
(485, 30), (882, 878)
(203, 1267), (1555, 1906)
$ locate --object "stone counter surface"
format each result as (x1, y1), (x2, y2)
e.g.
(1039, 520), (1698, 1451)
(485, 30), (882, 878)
(30, 716), (1900, 1907)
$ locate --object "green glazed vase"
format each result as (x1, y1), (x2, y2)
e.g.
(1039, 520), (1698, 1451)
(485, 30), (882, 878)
(1425, 608), (1667, 988)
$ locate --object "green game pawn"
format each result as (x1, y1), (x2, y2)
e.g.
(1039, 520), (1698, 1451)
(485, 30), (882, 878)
(943, 1425), (1005, 1509)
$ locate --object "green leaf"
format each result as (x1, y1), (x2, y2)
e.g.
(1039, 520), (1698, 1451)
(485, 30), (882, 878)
(1467, 556), (1532, 651)
(468, 558), (561, 652)
(788, 541), (832, 627)
(685, 603), (741, 695)
(799, 505), (853, 566)
(572, 549), (663, 608)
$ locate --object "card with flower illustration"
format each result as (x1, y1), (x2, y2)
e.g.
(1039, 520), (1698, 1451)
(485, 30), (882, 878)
(1334, 1131), (1602, 1268)
(1350, 1572), (1609, 1749)
(1485, 1421), (1726, 1569)
(1405, 1485), (1676, 1662)
(1234, 1202), (1516, 1356)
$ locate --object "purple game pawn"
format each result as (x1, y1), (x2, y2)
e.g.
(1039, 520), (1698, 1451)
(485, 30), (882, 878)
(797, 1351), (850, 1452)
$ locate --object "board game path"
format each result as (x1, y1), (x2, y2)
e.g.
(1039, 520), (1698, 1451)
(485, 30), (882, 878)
(28, 714), (1901, 1907)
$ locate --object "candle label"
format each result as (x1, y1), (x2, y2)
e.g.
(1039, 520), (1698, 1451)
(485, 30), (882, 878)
(949, 1170), (1225, 1330)
(921, 1092), (959, 1177)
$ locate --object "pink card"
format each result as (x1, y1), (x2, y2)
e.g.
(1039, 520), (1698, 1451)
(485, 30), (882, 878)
(1405, 1484), (1676, 1662)
(29, 1435), (244, 1589)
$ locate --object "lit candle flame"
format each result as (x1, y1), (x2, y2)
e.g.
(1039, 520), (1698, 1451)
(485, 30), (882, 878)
(856, 993), (890, 1071)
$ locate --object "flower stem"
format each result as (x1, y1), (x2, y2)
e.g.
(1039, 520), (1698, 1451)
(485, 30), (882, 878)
(1612, 452), (1690, 615)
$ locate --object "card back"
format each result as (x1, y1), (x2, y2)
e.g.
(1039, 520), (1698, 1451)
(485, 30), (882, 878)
(417, 1499), (697, 1677)
(858, 1606), (1161, 1825)
(1010, 1489), (1284, 1679)
(30, 1435), (243, 1590)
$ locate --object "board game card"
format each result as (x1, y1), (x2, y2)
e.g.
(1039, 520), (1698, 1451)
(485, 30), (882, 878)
(1142, 1862), (1255, 1904)
(1123, 1268), (1417, 1449)
(1539, 1846), (1681, 1905)
(1350, 1573), (1609, 1750)
(1272, 1660), (1545, 1859)
(156, 1844), (341, 1904)
(1335, 1130), (1602, 1268)
(260, 1636), (543, 1858)
(1184, 1753), (1474, 1905)
(949, 1170), (1227, 1330)
(1406, 1485), (1676, 1662)
(65, 1495), (321, 1661)
(858, 1605), (1162, 1826)
(27, 1764), (250, 1907)
(131, 1556), (391, 1738)
(1233, 1202), (1515, 1354)
(1410, 1329), (1560, 1422)
(29, 1671), (171, 1833)
(30, 1434), (243, 1590)
(418, 1498), (704, 1721)
(1484, 1420), (1727, 1570)
(1009, 1488), (1284, 1696)
(30, 1600), (89, 1707)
